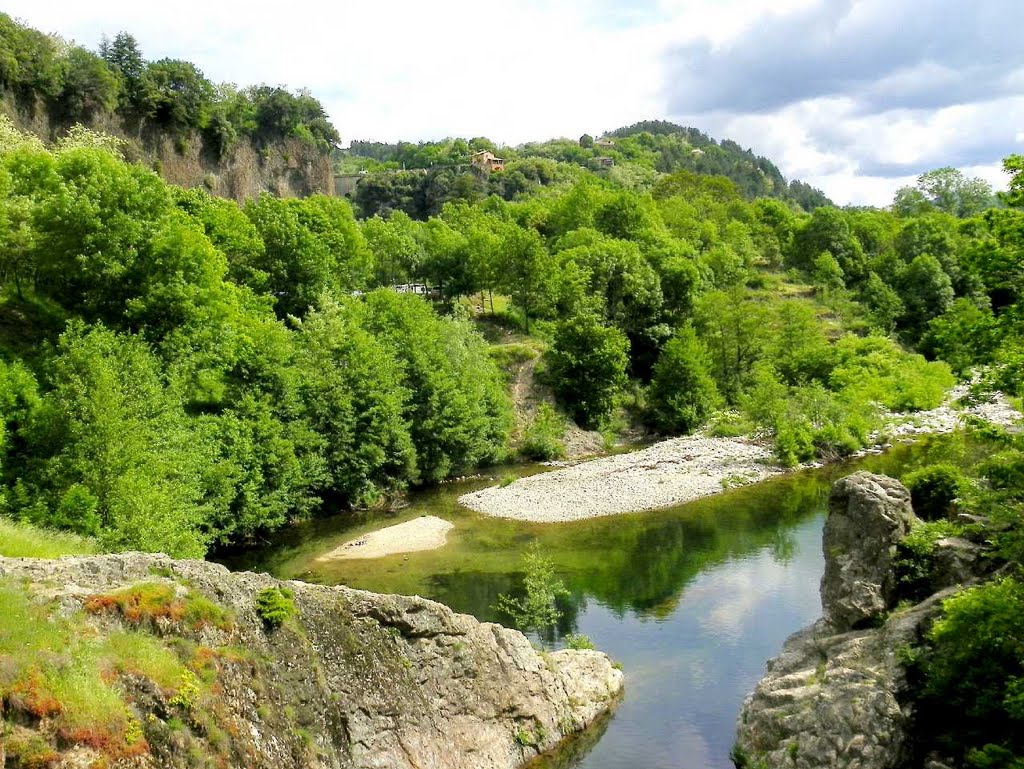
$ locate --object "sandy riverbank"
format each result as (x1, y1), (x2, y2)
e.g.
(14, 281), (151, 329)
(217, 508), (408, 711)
(460, 389), (1022, 523)
(315, 516), (454, 560)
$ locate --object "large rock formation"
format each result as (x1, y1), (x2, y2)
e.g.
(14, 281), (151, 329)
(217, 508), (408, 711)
(1, 96), (334, 202)
(734, 473), (932, 769)
(821, 472), (915, 632)
(0, 553), (622, 769)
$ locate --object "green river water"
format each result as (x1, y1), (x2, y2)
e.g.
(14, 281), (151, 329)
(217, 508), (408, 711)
(222, 433), (983, 769)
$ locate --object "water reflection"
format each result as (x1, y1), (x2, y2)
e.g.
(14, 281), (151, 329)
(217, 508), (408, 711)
(220, 434), (986, 769)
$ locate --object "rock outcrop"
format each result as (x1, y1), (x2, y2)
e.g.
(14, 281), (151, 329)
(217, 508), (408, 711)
(734, 473), (932, 769)
(1, 95), (334, 202)
(821, 472), (915, 632)
(0, 553), (622, 769)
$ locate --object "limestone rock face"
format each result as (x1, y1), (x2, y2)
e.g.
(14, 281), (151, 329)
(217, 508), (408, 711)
(821, 472), (915, 632)
(0, 553), (622, 769)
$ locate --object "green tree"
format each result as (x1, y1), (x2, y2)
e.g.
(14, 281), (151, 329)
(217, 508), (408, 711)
(899, 254), (955, 335)
(921, 298), (999, 376)
(494, 543), (569, 640)
(58, 47), (120, 122)
(858, 271), (905, 332)
(646, 324), (719, 433)
(546, 311), (629, 428)
(31, 323), (211, 557)
(495, 225), (553, 333)
(811, 250), (845, 293)
(244, 194), (370, 318)
(695, 288), (769, 404)
(790, 207), (867, 282)
(99, 31), (145, 106)
(296, 300), (415, 507)
(914, 166), (998, 218)
(139, 58), (214, 129)
(363, 290), (511, 481)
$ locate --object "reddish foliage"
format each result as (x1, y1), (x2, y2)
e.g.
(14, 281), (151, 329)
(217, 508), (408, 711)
(84, 585), (184, 626)
(60, 726), (150, 760)
(9, 672), (63, 718)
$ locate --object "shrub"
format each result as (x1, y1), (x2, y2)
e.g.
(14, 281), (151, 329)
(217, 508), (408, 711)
(903, 464), (964, 520)
(920, 578), (1024, 764)
(255, 586), (295, 628)
(894, 519), (962, 599)
(564, 633), (595, 650)
(494, 543), (568, 640)
(520, 404), (566, 461)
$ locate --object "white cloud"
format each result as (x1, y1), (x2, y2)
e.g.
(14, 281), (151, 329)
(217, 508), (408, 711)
(3, 0), (1016, 206)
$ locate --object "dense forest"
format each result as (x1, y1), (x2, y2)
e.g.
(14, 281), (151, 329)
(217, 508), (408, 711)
(0, 13), (1023, 767)
(339, 120), (833, 220)
(1, 107), (1018, 557)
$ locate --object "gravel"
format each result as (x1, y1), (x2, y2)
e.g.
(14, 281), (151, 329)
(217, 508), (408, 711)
(461, 389), (1022, 523)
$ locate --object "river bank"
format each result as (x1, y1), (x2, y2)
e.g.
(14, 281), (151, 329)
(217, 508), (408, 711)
(459, 389), (1021, 523)
(314, 515), (453, 560)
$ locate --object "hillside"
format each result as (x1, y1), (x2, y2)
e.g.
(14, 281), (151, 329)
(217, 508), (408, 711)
(338, 121), (831, 221)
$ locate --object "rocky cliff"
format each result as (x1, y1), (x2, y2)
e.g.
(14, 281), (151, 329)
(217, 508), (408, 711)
(1, 96), (334, 202)
(733, 472), (985, 769)
(0, 553), (622, 769)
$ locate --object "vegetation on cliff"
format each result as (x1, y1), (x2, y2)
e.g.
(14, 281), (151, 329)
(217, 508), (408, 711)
(0, 14), (338, 154)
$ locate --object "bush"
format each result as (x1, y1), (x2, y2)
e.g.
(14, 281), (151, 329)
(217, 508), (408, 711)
(494, 543), (568, 640)
(894, 519), (962, 599)
(255, 587), (295, 628)
(520, 404), (566, 461)
(903, 464), (964, 520)
(920, 577), (1024, 764)
(564, 633), (595, 650)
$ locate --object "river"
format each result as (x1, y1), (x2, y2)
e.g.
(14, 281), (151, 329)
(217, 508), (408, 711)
(220, 433), (982, 769)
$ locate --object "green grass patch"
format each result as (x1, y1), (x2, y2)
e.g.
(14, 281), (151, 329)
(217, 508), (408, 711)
(103, 631), (186, 691)
(255, 586), (296, 628)
(0, 582), (150, 761)
(489, 342), (540, 377)
(0, 516), (97, 558)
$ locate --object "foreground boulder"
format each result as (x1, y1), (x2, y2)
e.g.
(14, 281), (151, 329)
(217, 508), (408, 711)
(734, 473), (926, 769)
(0, 553), (622, 769)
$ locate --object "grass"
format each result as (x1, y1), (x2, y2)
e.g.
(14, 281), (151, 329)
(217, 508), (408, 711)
(0, 582), (146, 758)
(85, 582), (234, 631)
(0, 516), (98, 558)
(104, 631), (187, 691)
(0, 578), (235, 765)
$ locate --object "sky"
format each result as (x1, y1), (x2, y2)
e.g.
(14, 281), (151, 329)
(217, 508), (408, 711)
(4, 0), (1022, 206)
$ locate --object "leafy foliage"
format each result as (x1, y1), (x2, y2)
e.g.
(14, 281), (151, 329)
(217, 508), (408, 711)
(494, 543), (569, 639)
(903, 464), (965, 520)
(254, 587), (295, 628)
